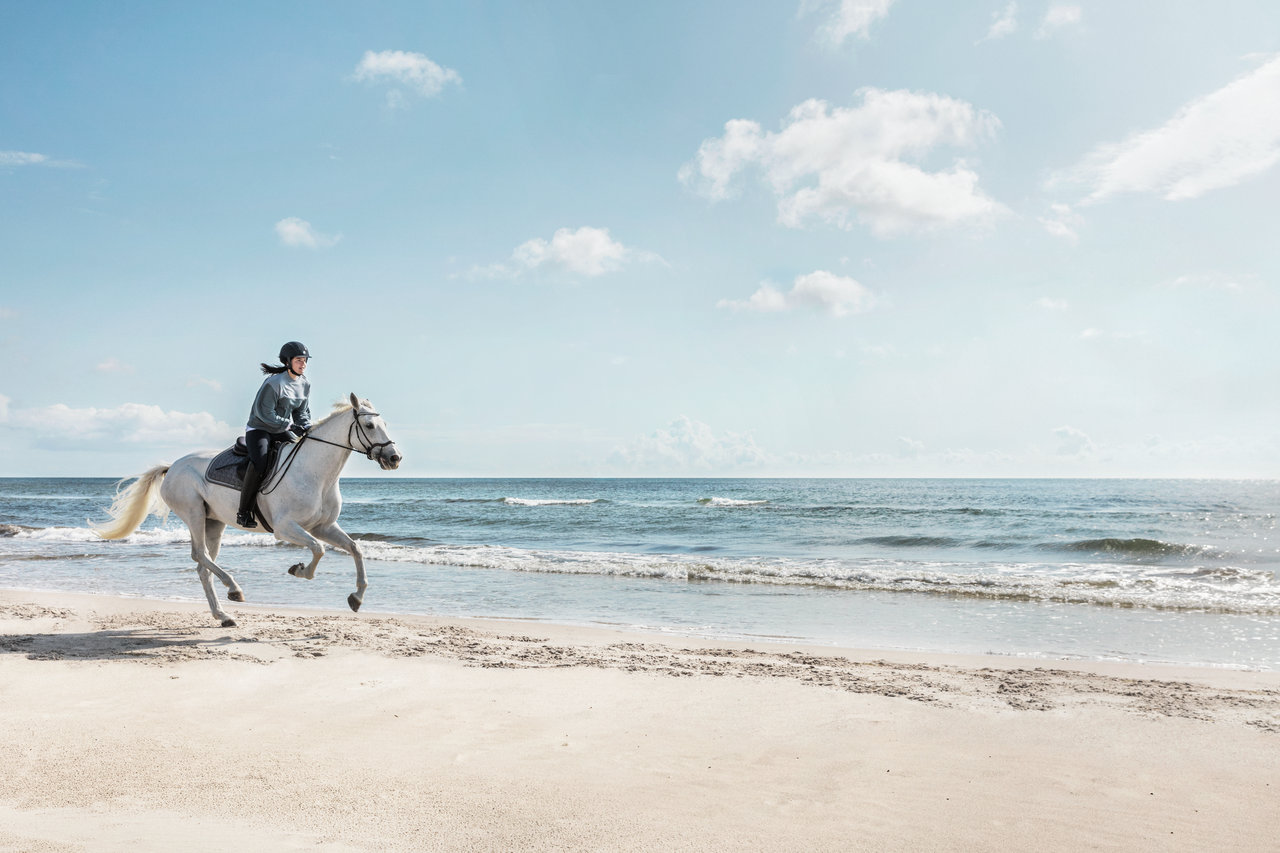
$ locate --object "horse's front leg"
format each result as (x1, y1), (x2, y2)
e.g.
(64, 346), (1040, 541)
(273, 520), (326, 581)
(311, 522), (367, 613)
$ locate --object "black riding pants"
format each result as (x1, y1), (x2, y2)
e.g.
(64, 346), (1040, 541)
(245, 428), (284, 476)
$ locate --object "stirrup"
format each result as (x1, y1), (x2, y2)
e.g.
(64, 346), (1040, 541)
(236, 510), (258, 529)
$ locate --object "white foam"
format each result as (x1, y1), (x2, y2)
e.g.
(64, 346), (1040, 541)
(502, 498), (600, 506)
(6, 525), (279, 547)
(699, 497), (768, 507)
(348, 540), (1280, 615)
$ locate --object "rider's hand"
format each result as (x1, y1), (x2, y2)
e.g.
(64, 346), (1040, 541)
(286, 425), (305, 442)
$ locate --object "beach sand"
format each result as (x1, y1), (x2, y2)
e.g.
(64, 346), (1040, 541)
(1, 588), (1278, 852)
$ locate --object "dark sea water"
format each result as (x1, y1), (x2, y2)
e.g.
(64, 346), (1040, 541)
(2, 478), (1278, 668)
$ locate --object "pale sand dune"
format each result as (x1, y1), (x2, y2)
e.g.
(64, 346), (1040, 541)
(1, 589), (1278, 852)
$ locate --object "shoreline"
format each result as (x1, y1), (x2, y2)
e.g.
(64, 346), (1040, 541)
(5, 587), (1280, 690)
(3, 582), (1277, 676)
(3, 587), (1280, 851)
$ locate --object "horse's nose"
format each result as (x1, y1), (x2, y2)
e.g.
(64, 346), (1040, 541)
(388, 453), (402, 467)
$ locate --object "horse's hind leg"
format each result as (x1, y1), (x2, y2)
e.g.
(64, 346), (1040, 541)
(204, 517), (245, 603)
(173, 502), (238, 626)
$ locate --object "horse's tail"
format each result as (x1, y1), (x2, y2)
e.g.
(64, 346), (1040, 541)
(91, 463), (172, 540)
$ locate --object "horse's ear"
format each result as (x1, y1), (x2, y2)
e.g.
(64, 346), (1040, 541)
(349, 392), (360, 410)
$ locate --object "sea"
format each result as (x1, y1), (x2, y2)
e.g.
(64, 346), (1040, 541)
(2, 477), (1278, 670)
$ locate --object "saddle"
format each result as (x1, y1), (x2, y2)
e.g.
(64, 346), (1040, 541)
(205, 436), (284, 531)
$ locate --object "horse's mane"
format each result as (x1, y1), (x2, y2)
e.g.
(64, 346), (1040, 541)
(314, 397), (374, 426)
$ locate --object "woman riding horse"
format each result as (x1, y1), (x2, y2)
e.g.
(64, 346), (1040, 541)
(238, 341), (312, 528)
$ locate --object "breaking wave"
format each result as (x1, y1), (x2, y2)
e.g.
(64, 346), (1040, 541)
(697, 498), (769, 507)
(0, 524), (278, 547)
(501, 498), (603, 506)
(1050, 538), (1229, 560)
(346, 540), (1280, 615)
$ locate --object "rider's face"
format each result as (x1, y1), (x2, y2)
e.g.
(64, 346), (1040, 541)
(290, 356), (308, 375)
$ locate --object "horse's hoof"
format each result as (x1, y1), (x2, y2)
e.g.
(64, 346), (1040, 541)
(287, 564), (303, 577)
(347, 594), (361, 613)
(228, 590), (245, 602)
(221, 618), (237, 628)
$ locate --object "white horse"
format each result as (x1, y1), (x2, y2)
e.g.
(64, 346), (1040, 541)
(92, 394), (402, 627)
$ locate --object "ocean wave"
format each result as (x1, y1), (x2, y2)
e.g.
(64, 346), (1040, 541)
(0, 525), (279, 547)
(348, 540), (1280, 615)
(1050, 537), (1228, 560)
(0, 523), (40, 537)
(502, 498), (603, 506)
(697, 498), (769, 507)
(858, 535), (964, 548)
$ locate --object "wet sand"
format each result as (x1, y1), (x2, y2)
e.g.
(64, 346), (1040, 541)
(2, 588), (1278, 852)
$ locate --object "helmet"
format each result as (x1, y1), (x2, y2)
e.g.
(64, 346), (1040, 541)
(279, 341), (311, 364)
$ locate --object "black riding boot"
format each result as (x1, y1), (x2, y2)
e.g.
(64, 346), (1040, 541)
(237, 463), (263, 528)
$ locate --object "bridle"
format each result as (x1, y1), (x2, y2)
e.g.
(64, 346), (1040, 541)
(303, 408), (395, 460)
(260, 408), (394, 495)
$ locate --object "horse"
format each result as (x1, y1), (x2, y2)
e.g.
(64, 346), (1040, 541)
(92, 393), (402, 627)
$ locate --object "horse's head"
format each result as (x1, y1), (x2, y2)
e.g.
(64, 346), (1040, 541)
(348, 393), (402, 470)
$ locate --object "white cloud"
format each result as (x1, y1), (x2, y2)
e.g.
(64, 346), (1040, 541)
(275, 217), (341, 249)
(1037, 202), (1082, 244)
(0, 150), (81, 169)
(474, 226), (661, 279)
(0, 307), (16, 319)
(1053, 425), (1092, 455)
(0, 394), (9, 421)
(1035, 5), (1080, 38)
(983, 3), (1018, 40)
(1036, 297), (1068, 310)
(898, 436), (924, 457)
(354, 50), (461, 99)
(718, 270), (875, 317)
(608, 416), (772, 472)
(1079, 328), (1103, 339)
(679, 89), (1007, 236)
(95, 357), (134, 374)
(1069, 56), (1280, 204)
(1166, 271), (1251, 291)
(7, 402), (234, 450)
(808, 0), (899, 45)
(186, 376), (223, 391)
(0, 151), (47, 166)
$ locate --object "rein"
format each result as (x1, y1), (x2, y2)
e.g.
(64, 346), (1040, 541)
(260, 409), (392, 496)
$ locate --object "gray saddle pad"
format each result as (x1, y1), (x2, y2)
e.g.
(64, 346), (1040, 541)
(205, 447), (248, 491)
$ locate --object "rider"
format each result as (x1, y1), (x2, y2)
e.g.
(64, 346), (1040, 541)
(237, 341), (312, 528)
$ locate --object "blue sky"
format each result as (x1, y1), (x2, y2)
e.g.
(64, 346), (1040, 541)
(2, 1), (1279, 477)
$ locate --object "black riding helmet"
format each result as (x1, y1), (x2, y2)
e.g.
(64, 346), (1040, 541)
(279, 341), (311, 364)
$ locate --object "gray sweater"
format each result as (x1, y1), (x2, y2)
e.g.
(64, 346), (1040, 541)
(246, 372), (312, 433)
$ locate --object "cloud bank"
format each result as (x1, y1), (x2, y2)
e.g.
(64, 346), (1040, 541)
(679, 89), (1006, 236)
(1071, 55), (1280, 203)
(718, 270), (875, 317)
(608, 416), (771, 472)
(2, 400), (234, 450)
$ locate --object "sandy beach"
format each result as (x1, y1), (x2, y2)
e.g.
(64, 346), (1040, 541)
(1, 588), (1278, 852)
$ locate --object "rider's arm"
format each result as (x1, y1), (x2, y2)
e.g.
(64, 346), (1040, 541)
(250, 381), (293, 432)
(292, 379), (312, 430)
